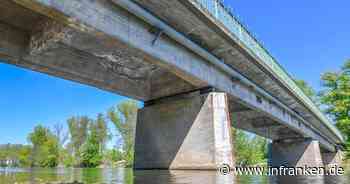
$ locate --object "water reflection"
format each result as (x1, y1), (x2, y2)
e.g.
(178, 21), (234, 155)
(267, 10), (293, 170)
(134, 170), (350, 184)
(0, 167), (348, 184)
(134, 170), (235, 184)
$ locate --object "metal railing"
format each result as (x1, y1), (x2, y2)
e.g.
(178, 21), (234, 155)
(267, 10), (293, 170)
(192, 0), (343, 141)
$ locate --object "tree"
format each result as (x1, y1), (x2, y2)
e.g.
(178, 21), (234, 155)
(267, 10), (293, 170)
(67, 116), (90, 166)
(320, 60), (350, 157)
(28, 125), (50, 147)
(234, 129), (267, 166)
(52, 123), (68, 166)
(28, 125), (50, 166)
(38, 135), (59, 167)
(18, 145), (32, 167)
(27, 125), (59, 167)
(105, 149), (124, 164)
(95, 113), (109, 154)
(80, 120), (103, 167)
(0, 144), (32, 167)
(108, 100), (138, 167)
(53, 123), (68, 146)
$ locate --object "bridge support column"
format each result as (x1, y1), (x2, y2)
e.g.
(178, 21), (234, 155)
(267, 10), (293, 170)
(134, 91), (234, 170)
(269, 139), (323, 167)
(322, 150), (343, 167)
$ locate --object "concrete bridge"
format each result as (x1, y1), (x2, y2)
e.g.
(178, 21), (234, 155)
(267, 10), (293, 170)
(0, 0), (344, 169)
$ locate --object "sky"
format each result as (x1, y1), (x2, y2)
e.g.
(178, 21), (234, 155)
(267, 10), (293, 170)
(225, 0), (349, 88)
(0, 0), (349, 145)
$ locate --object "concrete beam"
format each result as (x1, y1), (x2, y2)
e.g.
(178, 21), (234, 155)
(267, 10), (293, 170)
(0, 22), (28, 61)
(250, 118), (283, 128)
(0, 16), (197, 101)
(232, 110), (301, 140)
(149, 68), (197, 100)
(30, 17), (199, 100)
(29, 20), (157, 81)
(27, 19), (152, 99)
(0, 21), (151, 100)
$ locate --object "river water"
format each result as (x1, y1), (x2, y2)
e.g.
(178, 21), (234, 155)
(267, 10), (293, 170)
(0, 167), (349, 184)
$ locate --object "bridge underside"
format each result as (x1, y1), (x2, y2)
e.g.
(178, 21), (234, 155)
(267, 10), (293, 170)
(0, 0), (199, 101)
(0, 0), (343, 169)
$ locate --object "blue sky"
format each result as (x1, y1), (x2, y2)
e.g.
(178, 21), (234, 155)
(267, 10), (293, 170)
(226, 0), (349, 88)
(0, 0), (349, 145)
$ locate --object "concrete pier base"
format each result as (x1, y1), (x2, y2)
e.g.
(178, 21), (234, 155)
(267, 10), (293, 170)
(134, 91), (234, 169)
(322, 150), (343, 167)
(269, 139), (323, 167)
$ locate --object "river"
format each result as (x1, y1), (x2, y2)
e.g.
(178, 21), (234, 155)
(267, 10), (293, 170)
(0, 167), (349, 184)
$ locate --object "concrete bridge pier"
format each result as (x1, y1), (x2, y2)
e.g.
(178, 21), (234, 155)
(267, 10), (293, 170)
(134, 90), (234, 170)
(269, 138), (324, 167)
(322, 150), (343, 167)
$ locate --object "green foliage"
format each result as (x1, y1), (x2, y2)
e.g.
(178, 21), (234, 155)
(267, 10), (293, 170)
(80, 135), (102, 168)
(234, 129), (267, 166)
(18, 146), (31, 167)
(79, 114), (109, 168)
(103, 149), (124, 166)
(320, 60), (350, 157)
(95, 113), (110, 154)
(39, 137), (59, 168)
(0, 144), (32, 167)
(27, 125), (59, 168)
(28, 125), (51, 146)
(52, 123), (68, 166)
(61, 150), (74, 167)
(108, 100), (138, 167)
(67, 116), (90, 166)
